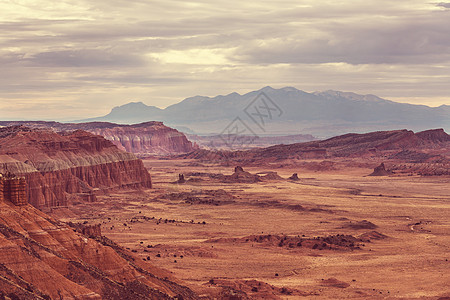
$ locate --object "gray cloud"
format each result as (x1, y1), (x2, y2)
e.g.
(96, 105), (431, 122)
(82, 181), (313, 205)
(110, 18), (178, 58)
(436, 2), (450, 8)
(0, 0), (449, 120)
(28, 49), (145, 67)
(233, 11), (450, 65)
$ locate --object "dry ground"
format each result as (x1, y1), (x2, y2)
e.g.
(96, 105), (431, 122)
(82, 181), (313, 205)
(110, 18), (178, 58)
(53, 159), (450, 299)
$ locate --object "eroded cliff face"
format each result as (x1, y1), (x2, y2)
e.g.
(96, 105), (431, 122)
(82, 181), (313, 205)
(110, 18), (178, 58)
(0, 201), (196, 299)
(181, 129), (450, 175)
(87, 122), (195, 156)
(0, 126), (152, 208)
(0, 121), (195, 156)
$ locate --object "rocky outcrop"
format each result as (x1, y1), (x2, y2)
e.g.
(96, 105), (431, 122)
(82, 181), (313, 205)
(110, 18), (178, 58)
(368, 163), (392, 176)
(415, 128), (450, 143)
(0, 173), (27, 206)
(207, 233), (367, 251)
(0, 121), (195, 156)
(183, 167), (284, 184)
(0, 126), (152, 209)
(258, 171), (283, 180)
(223, 166), (262, 183)
(0, 200), (197, 299)
(175, 174), (186, 184)
(288, 173), (300, 181)
(214, 167), (282, 183)
(160, 189), (236, 206)
(82, 224), (102, 238)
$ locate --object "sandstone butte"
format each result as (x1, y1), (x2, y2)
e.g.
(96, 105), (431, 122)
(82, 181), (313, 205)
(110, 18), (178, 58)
(0, 198), (197, 299)
(0, 121), (196, 156)
(0, 126), (152, 209)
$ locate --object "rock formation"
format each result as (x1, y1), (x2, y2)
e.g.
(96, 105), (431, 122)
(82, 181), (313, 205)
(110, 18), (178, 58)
(0, 173), (27, 206)
(288, 173), (300, 181)
(175, 174), (186, 184)
(368, 163), (392, 176)
(86, 121), (195, 156)
(258, 171), (283, 180)
(234, 166), (244, 173)
(161, 189), (236, 206)
(208, 233), (366, 251)
(0, 126), (152, 209)
(343, 220), (378, 230)
(0, 121), (195, 156)
(223, 166), (262, 183)
(185, 167), (285, 184)
(415, 128), (450, 143)
(82, 224), (102, 238)
(0, 199), (197, 299)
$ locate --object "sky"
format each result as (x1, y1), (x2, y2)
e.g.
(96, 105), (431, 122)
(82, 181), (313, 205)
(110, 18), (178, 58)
(1, 0), (450, 121)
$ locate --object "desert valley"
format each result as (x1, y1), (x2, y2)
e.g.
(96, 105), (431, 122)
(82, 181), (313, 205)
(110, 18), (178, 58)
(0, 118), (448, 299)
(3, 0), (450, 298)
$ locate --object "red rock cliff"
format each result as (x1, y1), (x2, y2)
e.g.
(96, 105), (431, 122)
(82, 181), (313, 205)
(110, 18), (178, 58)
(0, 120), (195, 156)
(0, 126), (152, 209)
(0, 174), (27, 206)
(86, 121), (195, 156)
(182, 129), (450, 167)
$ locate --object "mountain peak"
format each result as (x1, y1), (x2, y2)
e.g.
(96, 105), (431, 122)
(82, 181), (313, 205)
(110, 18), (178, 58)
(112, 101), (148, 110)
(260, 86), (275, 92)
(109, 101), (162, 112)
(314, 90), (387, 103)
(280, 86), (300, 92)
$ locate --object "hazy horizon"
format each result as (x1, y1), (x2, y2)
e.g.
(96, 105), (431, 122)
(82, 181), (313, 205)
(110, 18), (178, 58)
(1, 1), (450, 120)
(0, 86), (448, 123)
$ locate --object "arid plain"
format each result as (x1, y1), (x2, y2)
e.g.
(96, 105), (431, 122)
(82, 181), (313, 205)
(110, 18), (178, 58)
(52, 158), (450, 299)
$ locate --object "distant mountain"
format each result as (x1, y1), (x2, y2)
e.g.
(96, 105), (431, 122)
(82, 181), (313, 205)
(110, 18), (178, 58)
(80, 101), (164, 124)
(77, 87), (450, 137)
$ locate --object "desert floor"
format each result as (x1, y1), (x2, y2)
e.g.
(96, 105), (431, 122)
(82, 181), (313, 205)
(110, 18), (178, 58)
(54, 159), (450, 299)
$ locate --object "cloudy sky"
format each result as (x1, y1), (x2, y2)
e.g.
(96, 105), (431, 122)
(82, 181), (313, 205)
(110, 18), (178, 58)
(1, 0), (450, 120)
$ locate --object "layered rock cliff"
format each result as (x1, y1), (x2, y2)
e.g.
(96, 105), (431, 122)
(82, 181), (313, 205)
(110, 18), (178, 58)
(0, 121), (195, 156)
(86, 122), (195, 156)
(0, 126), (152, 209)
(182, 129), (450, 175)
(0, 200), (197, 299)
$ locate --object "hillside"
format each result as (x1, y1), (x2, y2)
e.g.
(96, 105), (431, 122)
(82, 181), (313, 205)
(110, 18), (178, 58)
(186, 133), (316, 150)
(0, 199), (196, 299)
(182, 128), (450, 175)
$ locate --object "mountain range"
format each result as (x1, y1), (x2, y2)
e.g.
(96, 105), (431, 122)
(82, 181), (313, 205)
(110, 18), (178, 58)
(80, 86), (450, 137)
